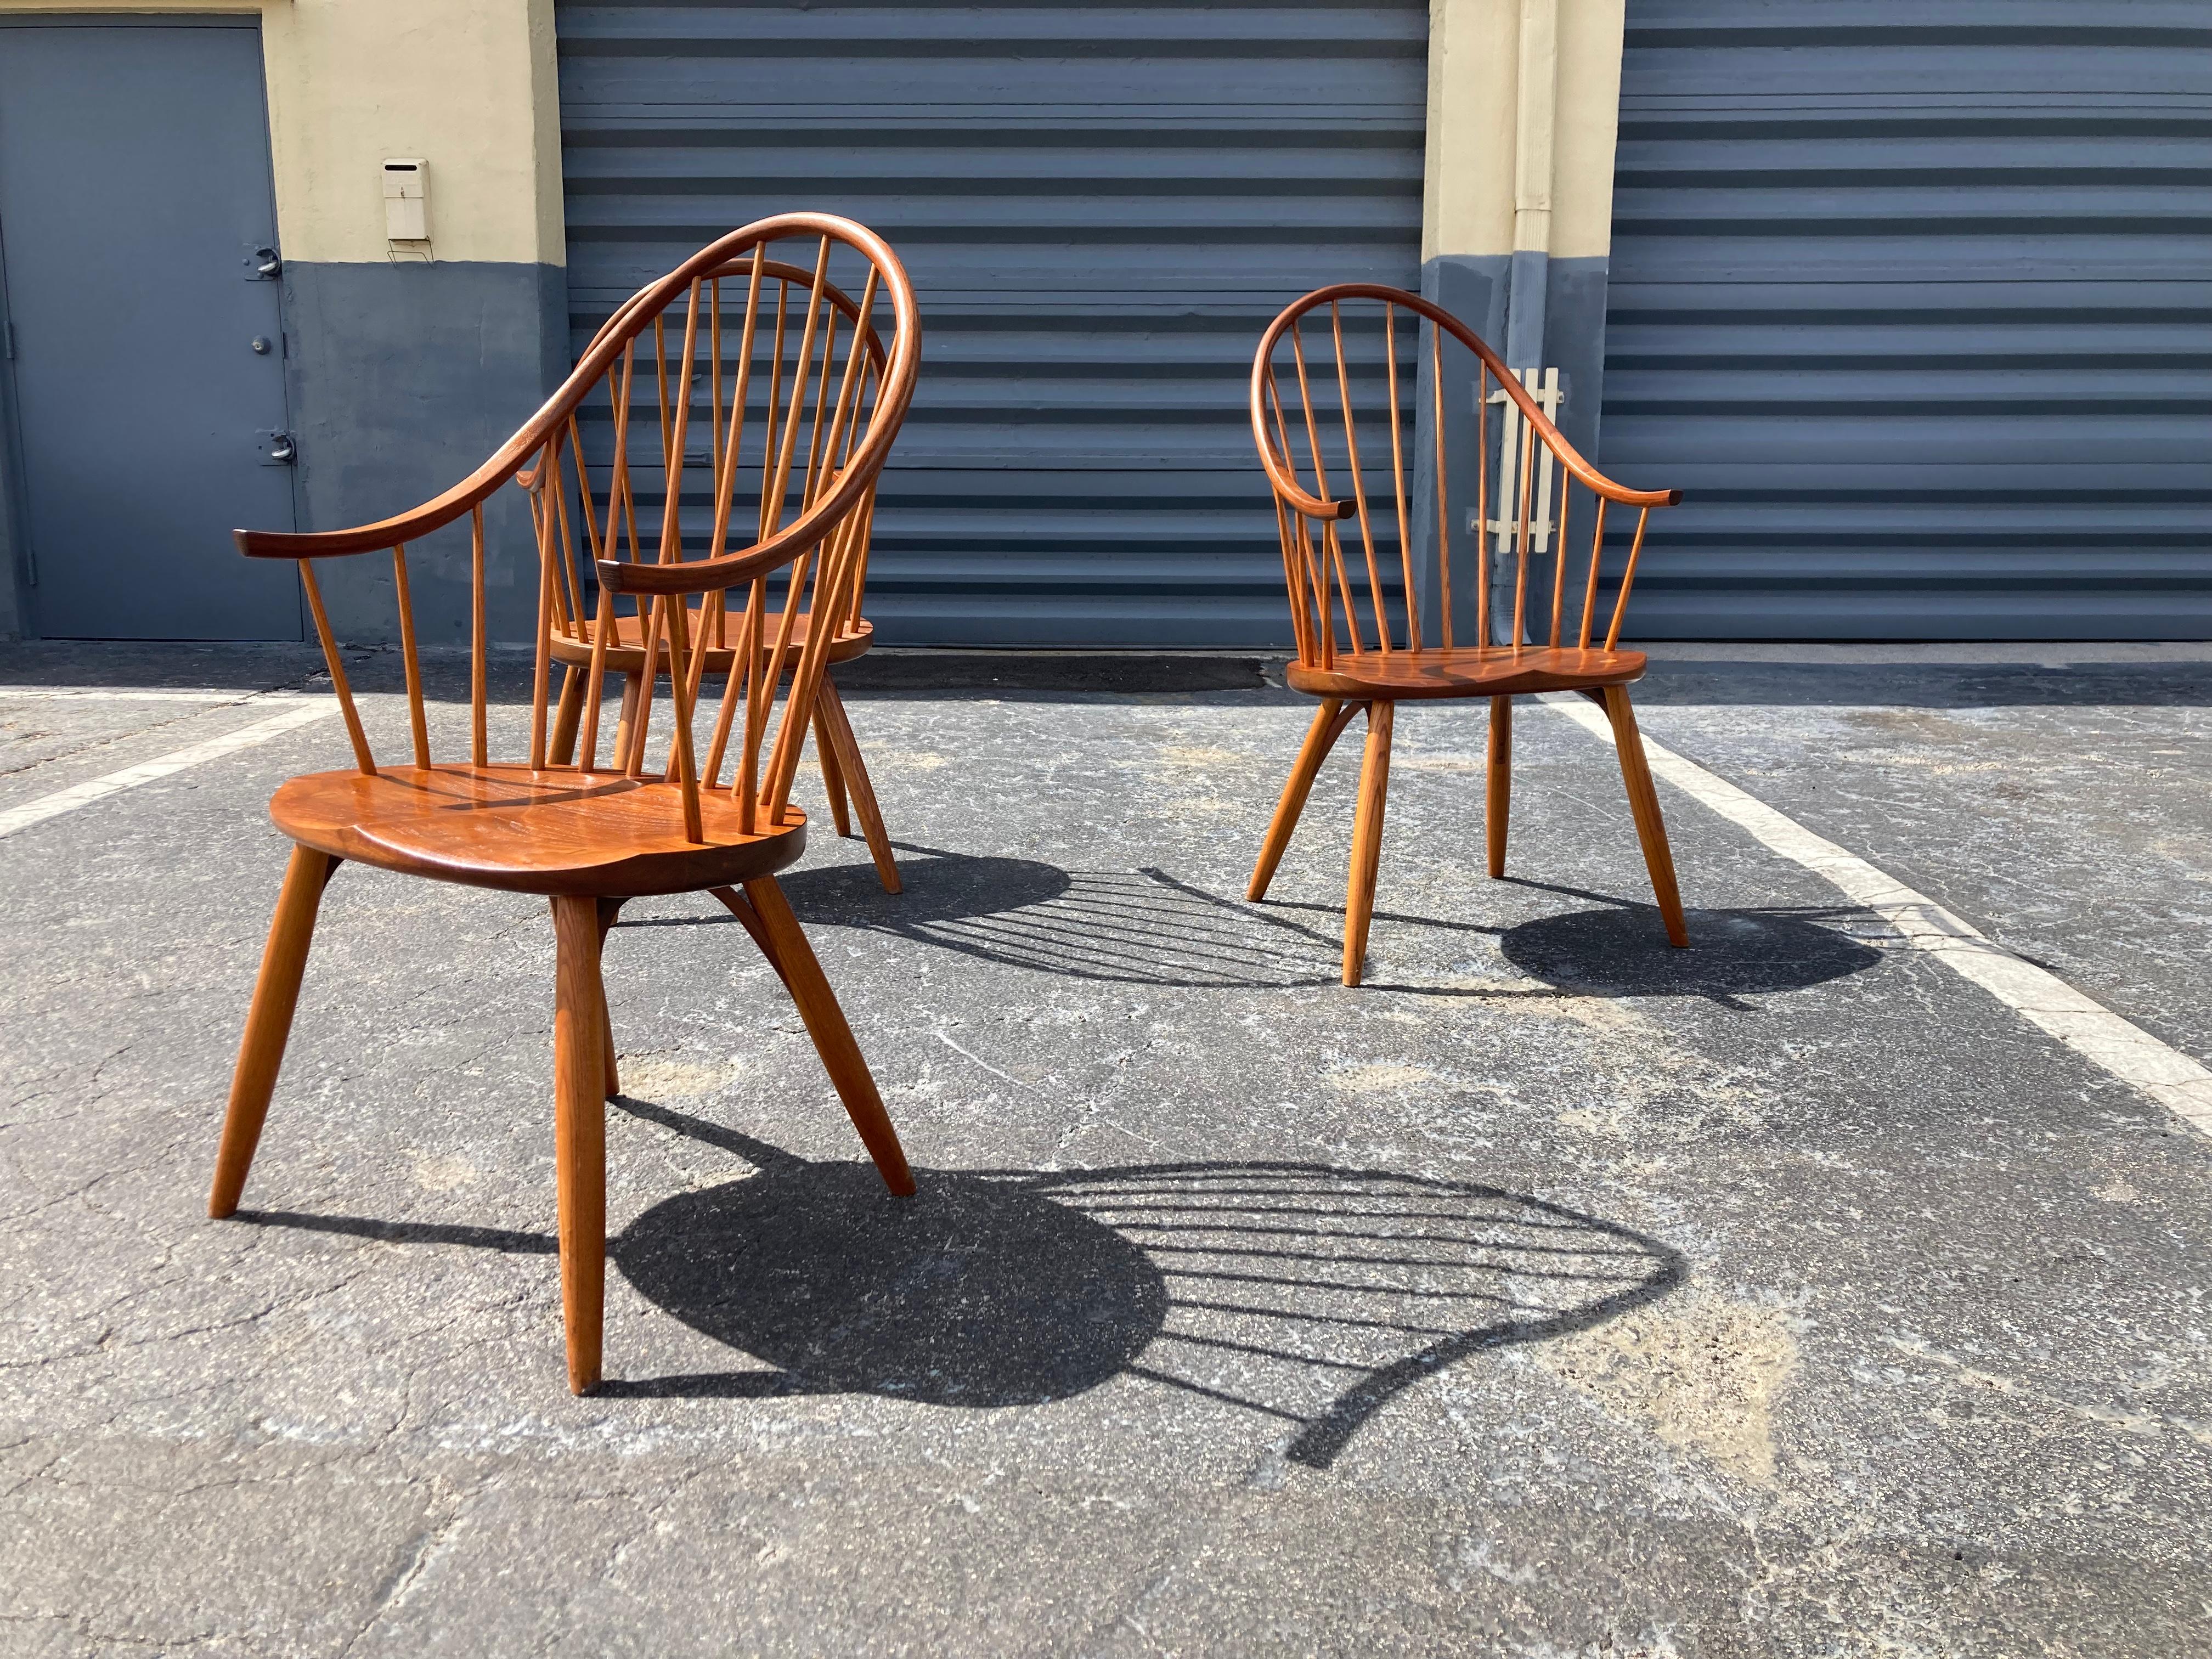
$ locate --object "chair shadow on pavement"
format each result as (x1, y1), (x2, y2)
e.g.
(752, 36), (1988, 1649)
(1489, 878), (1889, 1009)
(627, 842), (1347, 989)
(632, 845), (1886, 1005)
(235, 1102), (1684, 1470)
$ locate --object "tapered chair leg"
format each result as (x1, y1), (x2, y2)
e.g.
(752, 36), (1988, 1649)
(813, 678), (902, 895)
(1249, 698), (1361, 901)
(210, 845), (341, 1218)
(550, 895), (611, 1394)
(1342, 700), (1395, 987)
(719, 877), (916, 1195)
(550, 896), (625, 1102)
(595, 898), (624, 1099)
(708, 885), (792, 993)
(1486, 695), (1512, 878)
(814, 708), (855, 838)
(1600, 685), (1690, 947)
(548, 667), (587, 768)
(610, 671), (647, 771)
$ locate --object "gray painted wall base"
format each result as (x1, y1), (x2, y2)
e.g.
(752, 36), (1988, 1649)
(283, 259), (568, 645)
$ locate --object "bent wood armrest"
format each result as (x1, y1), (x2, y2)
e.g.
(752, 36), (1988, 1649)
(235, 485), (526, 560)
(1276, 485), (1359, 524)
(596, 531), (811, 599)
(242, 427), (884, 580)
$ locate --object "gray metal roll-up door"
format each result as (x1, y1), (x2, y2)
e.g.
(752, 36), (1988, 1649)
(1602, 3), (2212, 640)
(554, 2), (1426, 647)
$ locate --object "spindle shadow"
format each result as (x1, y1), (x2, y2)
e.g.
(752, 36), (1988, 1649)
(622, 845), (1882, 1005)
(233, 1101), (1684, 1470)
(623, 843), (1351, 989)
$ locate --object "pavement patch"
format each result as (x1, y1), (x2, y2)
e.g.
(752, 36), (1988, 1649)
(1533, 1288), (1804, 1488)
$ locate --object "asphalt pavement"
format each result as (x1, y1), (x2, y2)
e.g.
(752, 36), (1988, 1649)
(4, 641), (2208, 1657)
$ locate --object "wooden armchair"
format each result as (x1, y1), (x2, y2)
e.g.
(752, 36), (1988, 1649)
(207, 213), (921, 1392)
(1246, 285), (1688, 986)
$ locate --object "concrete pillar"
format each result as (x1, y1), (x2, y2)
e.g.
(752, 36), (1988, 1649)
(1424, 0), (1624, 447)
(265, 0), (569, 644)
(1416, 0), (1627, 639)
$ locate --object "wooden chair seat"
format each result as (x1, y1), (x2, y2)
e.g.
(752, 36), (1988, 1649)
(550, 612), (873, 675)
(1285, 645), (1646, 702)
(270, 764), (808, 898)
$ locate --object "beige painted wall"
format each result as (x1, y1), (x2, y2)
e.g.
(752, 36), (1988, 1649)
(3, 1), (1615, 268)
(1423, 0), (1626, 261)
(0, 0), (564, 265)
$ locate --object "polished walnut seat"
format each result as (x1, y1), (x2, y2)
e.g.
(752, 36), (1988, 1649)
(1285, 645), (1647, 702)
(1249, 284), (1689, 985)
(208, 213), (923, 1394)
(271, 765), (809, 898)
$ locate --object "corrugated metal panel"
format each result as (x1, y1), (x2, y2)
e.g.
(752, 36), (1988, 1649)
(554, 2), (1426, 646)
(1602, 1), (2212, 640)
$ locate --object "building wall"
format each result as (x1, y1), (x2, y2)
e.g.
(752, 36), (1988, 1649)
(1423, 0), (1626, 454)
(556, 0), (1430, 650)
(0, 1), (1637, 646)
(1415, 0), (1626, 642)
(0, 0), (569, 641)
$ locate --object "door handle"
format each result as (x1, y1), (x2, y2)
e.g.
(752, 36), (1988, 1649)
(258, 430), (297, 465)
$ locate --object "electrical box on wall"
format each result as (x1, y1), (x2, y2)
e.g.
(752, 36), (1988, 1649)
(382, 159), (430, 257)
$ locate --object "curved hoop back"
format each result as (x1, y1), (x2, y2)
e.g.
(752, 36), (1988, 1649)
(1249, 284), (1678, 668)
(236, 212), (920, 845)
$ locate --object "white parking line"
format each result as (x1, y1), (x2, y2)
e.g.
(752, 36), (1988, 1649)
(0, 689), (257, 702)
(1544, 692), (2212, 1136)
(0, 699), (338, 842)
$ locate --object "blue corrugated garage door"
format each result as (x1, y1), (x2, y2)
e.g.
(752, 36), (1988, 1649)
(554, 2), (1427, 646)
(1603, 2), (2212, 640)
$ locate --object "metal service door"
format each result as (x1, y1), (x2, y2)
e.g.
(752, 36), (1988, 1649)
(0, 19), (301, 640)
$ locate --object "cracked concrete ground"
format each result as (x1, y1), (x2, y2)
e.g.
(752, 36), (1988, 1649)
(2, 641), (2209, 1657)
